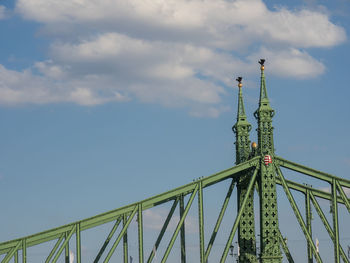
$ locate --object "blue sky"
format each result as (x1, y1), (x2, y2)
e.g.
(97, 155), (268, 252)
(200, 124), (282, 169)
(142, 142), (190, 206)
(0, 0), (350, 261)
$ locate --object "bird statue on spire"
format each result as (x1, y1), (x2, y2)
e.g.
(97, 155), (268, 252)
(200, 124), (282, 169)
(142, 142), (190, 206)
(236, 76), (243, 88)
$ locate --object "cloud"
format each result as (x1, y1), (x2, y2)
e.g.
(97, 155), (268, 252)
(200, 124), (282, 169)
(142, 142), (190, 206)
(318, 186), (350, 198)
(0, 5), (8, 19)
(0, 0), (345, 115)
(248, 47), (325, 79)
(143, 208), (198, 233)
(16, 0), (346, 49)
(0, 64), (128, 106)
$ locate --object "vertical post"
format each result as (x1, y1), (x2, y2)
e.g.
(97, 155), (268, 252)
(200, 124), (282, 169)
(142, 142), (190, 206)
(123, 214), (129, 263)
(255, 59), (282, 262)
(76, 223), (81, 263)
(22, 239), (26, 263)
(138, 203), (144, 263)
(332, 179), (340, 263)
(306, 189), (313, 263)
(65, 231), (70, 263)
(14, 250), (18, 263)
(198, 181), (205, 263)
(180, 194), (186, 263)
(233, 76), (258, 263)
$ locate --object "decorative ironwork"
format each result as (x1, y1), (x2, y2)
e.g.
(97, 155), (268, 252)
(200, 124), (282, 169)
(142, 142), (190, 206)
(1, 60), (350, 263)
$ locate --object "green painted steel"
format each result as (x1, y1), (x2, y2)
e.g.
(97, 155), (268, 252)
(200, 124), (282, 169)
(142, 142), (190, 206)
(220, 167), (258, 263)
(103, 206), (137, 263)
(305, 190), (313, 263)
(278, 230), (294, 263)
(22, 239), (26, 263)
(147, 199), (178, 263)
(45, 234), (64, 263)
(332, 179), (340, 263)
(123, 214), (128, 263)
(205, 179), (235, 262)
(94, 218), (122, 263)
(336, 180), (350, 213)
(76, 223), (81, 263)
(254, 60), (282, 263)
(233, 77), (258, 263)
(309, 191), (349, 263)
(1, 60), (350, 263)
(161, 186), (198, 263)
(198, 181), (205, 263)
(179, 194), (186, 263)
(138, 203), (144, 263)
(276, 166), (322, 263)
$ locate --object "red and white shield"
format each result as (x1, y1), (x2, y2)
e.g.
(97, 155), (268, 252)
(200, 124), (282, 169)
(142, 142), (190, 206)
(264, 155), (272, 166)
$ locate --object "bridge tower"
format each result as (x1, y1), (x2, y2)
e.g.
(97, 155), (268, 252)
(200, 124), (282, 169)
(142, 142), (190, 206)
(254, 59), (282, 262)
(233, 77), (258, 263)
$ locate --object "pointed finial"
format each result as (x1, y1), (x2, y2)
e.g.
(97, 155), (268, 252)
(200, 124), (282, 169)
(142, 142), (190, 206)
(259, 59), (265, 71)
(236, 76), (243, 88)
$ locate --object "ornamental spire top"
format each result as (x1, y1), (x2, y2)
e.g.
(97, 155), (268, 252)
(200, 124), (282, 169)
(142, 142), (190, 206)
(236, 76), (246, 120)
(258, 59), (270, 107)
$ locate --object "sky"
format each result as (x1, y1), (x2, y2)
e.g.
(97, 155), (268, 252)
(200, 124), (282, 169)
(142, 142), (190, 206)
(0, 0), (350, 262)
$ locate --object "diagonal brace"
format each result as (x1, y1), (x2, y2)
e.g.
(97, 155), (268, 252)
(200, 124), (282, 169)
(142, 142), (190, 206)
(205, 179), (235, 262)
(309, 192), (349, 263)
(276, 165), (323, 263)
(94, 217), (122, 263)
(103, 206), (138, 263)
(1, 240), (21, 263)
(160, 185), (199, 263)
(45, 233), (65, 263)
(147, 199), (178, 263)
(220, 168), (258, 263)
(336, 180), (350, 213)
(278, 229), (294, 263)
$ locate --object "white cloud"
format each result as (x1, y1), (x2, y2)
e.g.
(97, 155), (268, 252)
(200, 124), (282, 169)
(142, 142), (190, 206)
(0, 0), (345, 115)
(16, 0), (345, 49)
(0, 64), (128, 106)
(318, 186), (350, 198)
(0, 6), (7, 19)
(143, 208), (198, 233)
(248, 47), (325, 78)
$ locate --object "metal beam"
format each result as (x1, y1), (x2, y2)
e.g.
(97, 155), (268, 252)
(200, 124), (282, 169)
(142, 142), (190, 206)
(309, 192), (349, 263)
(220, 167), (258, 263)
(94, 218), (122, 263)
(103, 206), (137, 263)
(306, 189), (313, 263)
(336, 180), (350, 213)
(332, 179), (340, 263)
(147, 199), (178, 263)
(161, 185), (199, 263)
(276, 165), (323, 263)
(204, 179), (235, 262)
(275, 156), (350, 187)
(138, 203), (144, 263)
(52, 225), (76, 263)
(0, 157), (258, 256)
(179, 194), (186, 263)
(123, 214), (128, 263)
(76, 223), (81, 263)
(45, 234), (64, 263)
(1, 241), (21, 263)
(275, 177), (350, 205)
(278, 229), (294, 263)
(198, 181), (205, 263)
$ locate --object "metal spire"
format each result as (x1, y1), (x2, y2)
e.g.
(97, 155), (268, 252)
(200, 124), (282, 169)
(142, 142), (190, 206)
(258, 59), (270, 107)
(236, 77), (246, 120)
(232, 77), (258, 263)
(232, 77), (252, 164)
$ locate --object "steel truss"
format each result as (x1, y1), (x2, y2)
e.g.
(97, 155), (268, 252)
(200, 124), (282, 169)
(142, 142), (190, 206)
(1, 61), (350, 263)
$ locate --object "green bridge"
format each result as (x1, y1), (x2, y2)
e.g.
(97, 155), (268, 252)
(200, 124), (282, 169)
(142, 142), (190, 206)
(1, 60), (349, 263)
